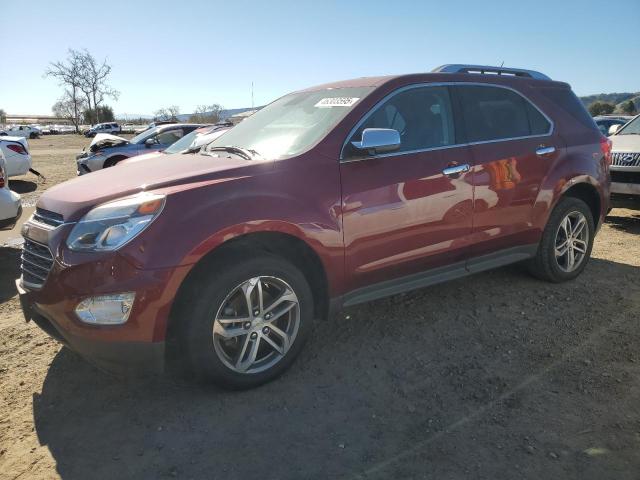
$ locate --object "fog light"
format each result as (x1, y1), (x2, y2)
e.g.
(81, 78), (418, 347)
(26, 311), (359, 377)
(75, 293), (135, 325)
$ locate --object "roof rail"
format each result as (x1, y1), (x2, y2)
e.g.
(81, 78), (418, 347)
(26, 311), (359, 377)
(432, 64), (551, 81)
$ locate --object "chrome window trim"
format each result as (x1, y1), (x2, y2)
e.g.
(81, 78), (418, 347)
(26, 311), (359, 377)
(339, 82), (554, 162)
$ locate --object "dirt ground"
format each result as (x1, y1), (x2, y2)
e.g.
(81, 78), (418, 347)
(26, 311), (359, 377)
(1, 135), (639, 479)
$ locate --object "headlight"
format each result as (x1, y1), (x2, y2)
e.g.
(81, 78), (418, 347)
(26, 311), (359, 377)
(66, 193), (165, 251)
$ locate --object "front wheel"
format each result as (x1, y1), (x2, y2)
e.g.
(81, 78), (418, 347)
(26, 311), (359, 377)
(528, 197), (595, 282)
(178, 255), (314, 389)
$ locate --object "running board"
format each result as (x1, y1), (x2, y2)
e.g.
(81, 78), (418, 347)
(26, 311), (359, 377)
(342, 244), (537, 307)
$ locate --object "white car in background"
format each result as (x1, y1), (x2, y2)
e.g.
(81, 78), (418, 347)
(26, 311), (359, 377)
(0, 150), (22, 230)
(0, 125), (41, 139)
(0, 136), (32, 177)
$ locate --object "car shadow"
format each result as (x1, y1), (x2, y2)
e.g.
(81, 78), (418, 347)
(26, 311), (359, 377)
(0, 247), (21, 302)
(32, 258), (640, 479)
(605, 211), (640, 234)
(9, 179), (38, 194)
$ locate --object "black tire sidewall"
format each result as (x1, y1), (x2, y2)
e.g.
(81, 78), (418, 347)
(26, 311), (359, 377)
(539, 197), (595, 282)
(181, 255), (314, 389)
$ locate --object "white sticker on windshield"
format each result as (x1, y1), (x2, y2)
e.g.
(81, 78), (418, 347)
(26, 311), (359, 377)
(314, 97), (360, 108)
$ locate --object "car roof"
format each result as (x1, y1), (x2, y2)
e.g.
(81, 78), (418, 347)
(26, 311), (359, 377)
(297, 70), (566, 94)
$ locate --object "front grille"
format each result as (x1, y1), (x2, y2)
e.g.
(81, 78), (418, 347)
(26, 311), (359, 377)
(611, 170), (640, 185)
(611, 152), (640, 167)
(32, 208), (64, 228)
(21, 239), (54, 288)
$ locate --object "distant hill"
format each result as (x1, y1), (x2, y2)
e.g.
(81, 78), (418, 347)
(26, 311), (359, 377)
(579, 92), (640, 113)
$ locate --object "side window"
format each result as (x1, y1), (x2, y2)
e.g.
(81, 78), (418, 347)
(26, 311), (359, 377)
(456, 86), (551, 142)
(347, 86), (455, 156)
(156, 129), (184, 145)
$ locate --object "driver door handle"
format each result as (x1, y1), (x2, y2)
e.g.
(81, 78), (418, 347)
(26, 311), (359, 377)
(442, 163), (470, 177)
(536, 146), (556, 157)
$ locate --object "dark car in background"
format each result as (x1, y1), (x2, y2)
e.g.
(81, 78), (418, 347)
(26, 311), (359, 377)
(19, 64), (609, 389)
(75, 123), (203, 174)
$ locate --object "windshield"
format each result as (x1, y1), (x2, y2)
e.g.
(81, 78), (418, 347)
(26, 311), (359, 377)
(617, 115), (640, 135)
(204, 87), (374, 159)
(130, 127), (160, 144)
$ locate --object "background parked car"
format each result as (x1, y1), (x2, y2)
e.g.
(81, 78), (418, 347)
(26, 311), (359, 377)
(609, 114), (640, 208)
(0, 150), (22, 230)
(0, 125), (41, 139)
(594, 115), (633, 136)
(119, 123), (233, 166)
(0, 136), (32, 177)
(84, 122), (121, 137)
(121, 123), (135, 133)
(76, 123), (203, 174)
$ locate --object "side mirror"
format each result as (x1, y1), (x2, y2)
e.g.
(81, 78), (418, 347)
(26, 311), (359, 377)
(608, 124), (621, 136)
(144, 138), (156, 147)
(351, 128), (401, 155)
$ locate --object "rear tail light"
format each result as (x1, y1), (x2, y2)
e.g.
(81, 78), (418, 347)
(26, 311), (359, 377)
(600, 136), (612, 166)
(6, 143), (28, 155)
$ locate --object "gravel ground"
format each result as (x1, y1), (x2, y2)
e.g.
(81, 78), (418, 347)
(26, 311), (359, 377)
(0, 135), (639, 479)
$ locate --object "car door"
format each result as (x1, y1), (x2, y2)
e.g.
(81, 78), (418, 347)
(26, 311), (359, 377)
(453, 84), (557, 258)
(340, 85), (475, 292)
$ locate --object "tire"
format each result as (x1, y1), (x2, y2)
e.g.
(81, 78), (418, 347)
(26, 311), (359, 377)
(528, 197), (594, 283)
(177, 254), (314, 389)
(29, 132), (37, 139)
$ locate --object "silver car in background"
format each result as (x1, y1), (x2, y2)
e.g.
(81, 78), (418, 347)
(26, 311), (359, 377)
(76, 123), (203, 175)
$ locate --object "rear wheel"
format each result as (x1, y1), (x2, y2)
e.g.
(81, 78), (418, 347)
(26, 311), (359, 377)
(178, 255), (314, 389)
(528, 197), (594, 282)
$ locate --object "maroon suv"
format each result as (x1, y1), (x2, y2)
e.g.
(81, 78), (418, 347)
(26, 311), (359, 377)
(18, 64), (611, 388)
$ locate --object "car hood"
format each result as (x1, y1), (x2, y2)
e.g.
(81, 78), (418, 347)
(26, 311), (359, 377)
(38, 153), (273, 220)
(610, 134), (640, 152)
(89, 133), (129, 152)
(118, 151), (164, 165)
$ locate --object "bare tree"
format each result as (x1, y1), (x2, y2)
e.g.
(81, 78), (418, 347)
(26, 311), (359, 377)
(44, 49), (85, 133)
(0, 108), (6, 125)
(78, 50), (119, 124)
(154, 106), (180, 121)
(189, 104), (224, 123)
(52, 91), (86, 131)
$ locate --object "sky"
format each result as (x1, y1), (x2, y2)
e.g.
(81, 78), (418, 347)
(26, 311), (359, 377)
(1, 0), (639, 117)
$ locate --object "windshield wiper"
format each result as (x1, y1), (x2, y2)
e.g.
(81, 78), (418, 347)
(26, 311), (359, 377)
(182, 145), (202, 154)
(203, 146), (259, 161)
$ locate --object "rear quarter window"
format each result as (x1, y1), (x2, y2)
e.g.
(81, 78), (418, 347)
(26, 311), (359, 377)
(534, 87), (597, 131)
(455, 85), (551, 142)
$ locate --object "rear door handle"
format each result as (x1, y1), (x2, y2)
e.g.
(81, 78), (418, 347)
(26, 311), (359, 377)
(442, 163), (470, 177)
(536, 146), (556, 157)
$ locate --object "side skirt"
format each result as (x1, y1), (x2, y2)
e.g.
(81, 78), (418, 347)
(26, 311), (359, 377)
(342, 244), (538, 308)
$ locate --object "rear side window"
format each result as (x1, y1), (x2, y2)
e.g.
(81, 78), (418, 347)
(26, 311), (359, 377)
(347, 85), (456, 155)
(535, 87), (596, 131)
(456, 86), (551, 142)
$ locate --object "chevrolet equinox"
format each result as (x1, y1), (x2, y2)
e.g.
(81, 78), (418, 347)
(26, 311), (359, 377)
(18, 64), (611, 389)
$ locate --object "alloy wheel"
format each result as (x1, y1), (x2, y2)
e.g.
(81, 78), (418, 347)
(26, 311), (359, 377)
(212, 276), (300, 374)
(554, 211), (589, 273)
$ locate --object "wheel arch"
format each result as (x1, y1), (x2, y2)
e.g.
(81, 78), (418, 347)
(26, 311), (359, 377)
(103, 154), (129, 168)
(561, 181), (602, 228)
(165, 230), (331, 360)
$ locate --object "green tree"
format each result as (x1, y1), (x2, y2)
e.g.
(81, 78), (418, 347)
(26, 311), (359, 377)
(83, 105), (115, 124)
(589, 101), (615, 116)
(621, 100), (637, 116)
(189, 104), (224, 123)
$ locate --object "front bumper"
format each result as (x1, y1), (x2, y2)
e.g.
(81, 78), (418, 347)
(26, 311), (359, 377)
(19, 283), (165, 375)
(610, 181), (640, 196)
(16, 245), (192, 376)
